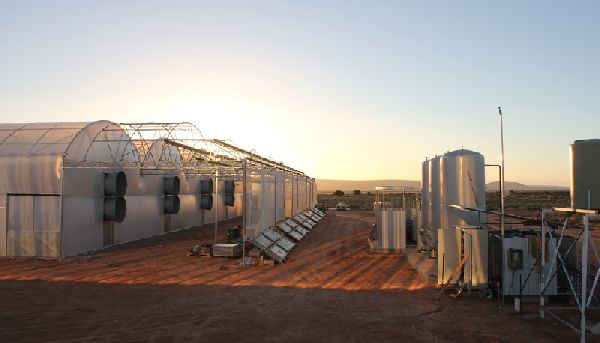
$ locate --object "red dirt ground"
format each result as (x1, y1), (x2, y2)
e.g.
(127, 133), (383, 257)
(0, 212), (584, 342)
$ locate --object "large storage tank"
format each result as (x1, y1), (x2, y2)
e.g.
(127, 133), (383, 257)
(421, 159), (430, 246)
(429, 156), (441, 245)
(570, 139), (600, 209)
(440, 149), (486, 228)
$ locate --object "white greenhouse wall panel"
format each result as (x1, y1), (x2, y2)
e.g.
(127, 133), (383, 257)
(170, 176), (203, 231)
(114, 196), (163, 244)
(292, 176), (299, 216)
(61, 197), (103, 256)
(275, 172), (285, 223)
(0, 155), (62, 194)
(170, 194), (201, 231)
(245, 169), (277, 239)
(285, 176), (293, 218)
(62, 167), (121, 256)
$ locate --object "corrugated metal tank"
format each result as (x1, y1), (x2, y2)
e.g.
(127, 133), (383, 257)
(429, 156), (441, 245)
(440, 149), (486, 229)
(375, 209), (406, 249)
(421, 159), (430, 238)
(570, 139), (600, 209)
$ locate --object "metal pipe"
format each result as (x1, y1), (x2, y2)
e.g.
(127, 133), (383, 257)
(498, 107), (505, 239)
(546, 310), (580, 334)
(242, 159), (247, 267)
(214, 169), (218, 245)
(540, 210), (547, 318)
(518, 273), (522, 312)
(274, 171), (277, 226)
(441, 253), (445, 284)
(581, 214), (589, 343)
(498, 107), (506, 307)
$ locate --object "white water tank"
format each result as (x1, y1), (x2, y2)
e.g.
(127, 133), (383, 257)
(421, 159), (430, 234)
(440, 149), (486, 229)
(570, 139), (600, 209)
(429, 156), (441, 245)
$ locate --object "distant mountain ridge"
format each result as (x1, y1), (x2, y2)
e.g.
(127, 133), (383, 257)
(316, 179), (568, 193)
(485, 181), (568, 191)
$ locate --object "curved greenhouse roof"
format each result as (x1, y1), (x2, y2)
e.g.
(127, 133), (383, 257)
(0, 120), (139, 163)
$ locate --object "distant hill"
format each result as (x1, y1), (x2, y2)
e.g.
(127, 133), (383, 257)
(485, 181), (568, 191)
(316, 179), (420, 193)
(316, 179), (567, 193)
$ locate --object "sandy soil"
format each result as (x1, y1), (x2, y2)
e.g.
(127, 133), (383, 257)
(0, 211), (584, 342)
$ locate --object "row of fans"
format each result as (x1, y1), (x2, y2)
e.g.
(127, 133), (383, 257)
(103, 172), (235, 223)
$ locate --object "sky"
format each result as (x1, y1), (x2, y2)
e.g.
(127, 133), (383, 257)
(0, 1), (598, 186)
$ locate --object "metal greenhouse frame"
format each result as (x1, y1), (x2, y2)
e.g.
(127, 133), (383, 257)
(540, 208), (600, 343)
(0, 121), (316, 258)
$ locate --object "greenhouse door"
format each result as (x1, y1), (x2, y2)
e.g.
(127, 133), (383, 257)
(7, 195), (61, 257)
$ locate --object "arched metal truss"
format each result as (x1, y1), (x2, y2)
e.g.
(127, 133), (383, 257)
(63, 122), (306, 179)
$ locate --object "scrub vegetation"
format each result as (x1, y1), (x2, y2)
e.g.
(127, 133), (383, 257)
(317, 191), (570, 211)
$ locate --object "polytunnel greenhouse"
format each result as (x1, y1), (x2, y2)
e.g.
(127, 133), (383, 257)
(0, 121), (316, 258)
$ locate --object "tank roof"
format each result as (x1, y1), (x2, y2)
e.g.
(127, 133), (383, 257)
(572, 139), (600, 144)
(443, 148), (483, 158)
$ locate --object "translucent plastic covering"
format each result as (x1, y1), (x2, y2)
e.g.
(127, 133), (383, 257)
(0, 122), (89, 156)
(292, 175), (299, 215)
(141, 139), (183, 169)
(0, 121), (139, 164)
(311, 178), (318, 207)
(245, 168), (276, 239)
(297, 177), (307, 213)
(263, 172), (275, 227)
(275, 171), (285, 222)
(67, 121), (138, 163)
(285, 174), (293, 217)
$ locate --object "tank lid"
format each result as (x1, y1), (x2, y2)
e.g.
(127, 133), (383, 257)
(443, 148), (483, 158)
(572, 139), (600, 145)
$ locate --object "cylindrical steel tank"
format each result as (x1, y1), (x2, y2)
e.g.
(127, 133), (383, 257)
(418, 159), (429, 247)
(440, 149), (486, 229)
(421, 159), (430, 234)
(570, 139), (600, 209)
(429, 156), (441, 246)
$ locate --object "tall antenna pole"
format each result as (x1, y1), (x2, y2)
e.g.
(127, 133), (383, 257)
(498, 107), (505, 239)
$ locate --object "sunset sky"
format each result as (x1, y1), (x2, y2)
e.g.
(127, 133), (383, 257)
(1, 1), (599, 186)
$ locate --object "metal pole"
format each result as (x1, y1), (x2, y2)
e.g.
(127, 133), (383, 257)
(581, 214), (589, 343)
(517, 273), (522, 313)
(540, 210), (546, 319)
(498, 107), (505, 239)
(214, 169), (218, 245)
(498, 107), (506, 306)
(274, 172), (277, 226)
(282, 172), (286, 218)
(242, 160), (247, 267)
